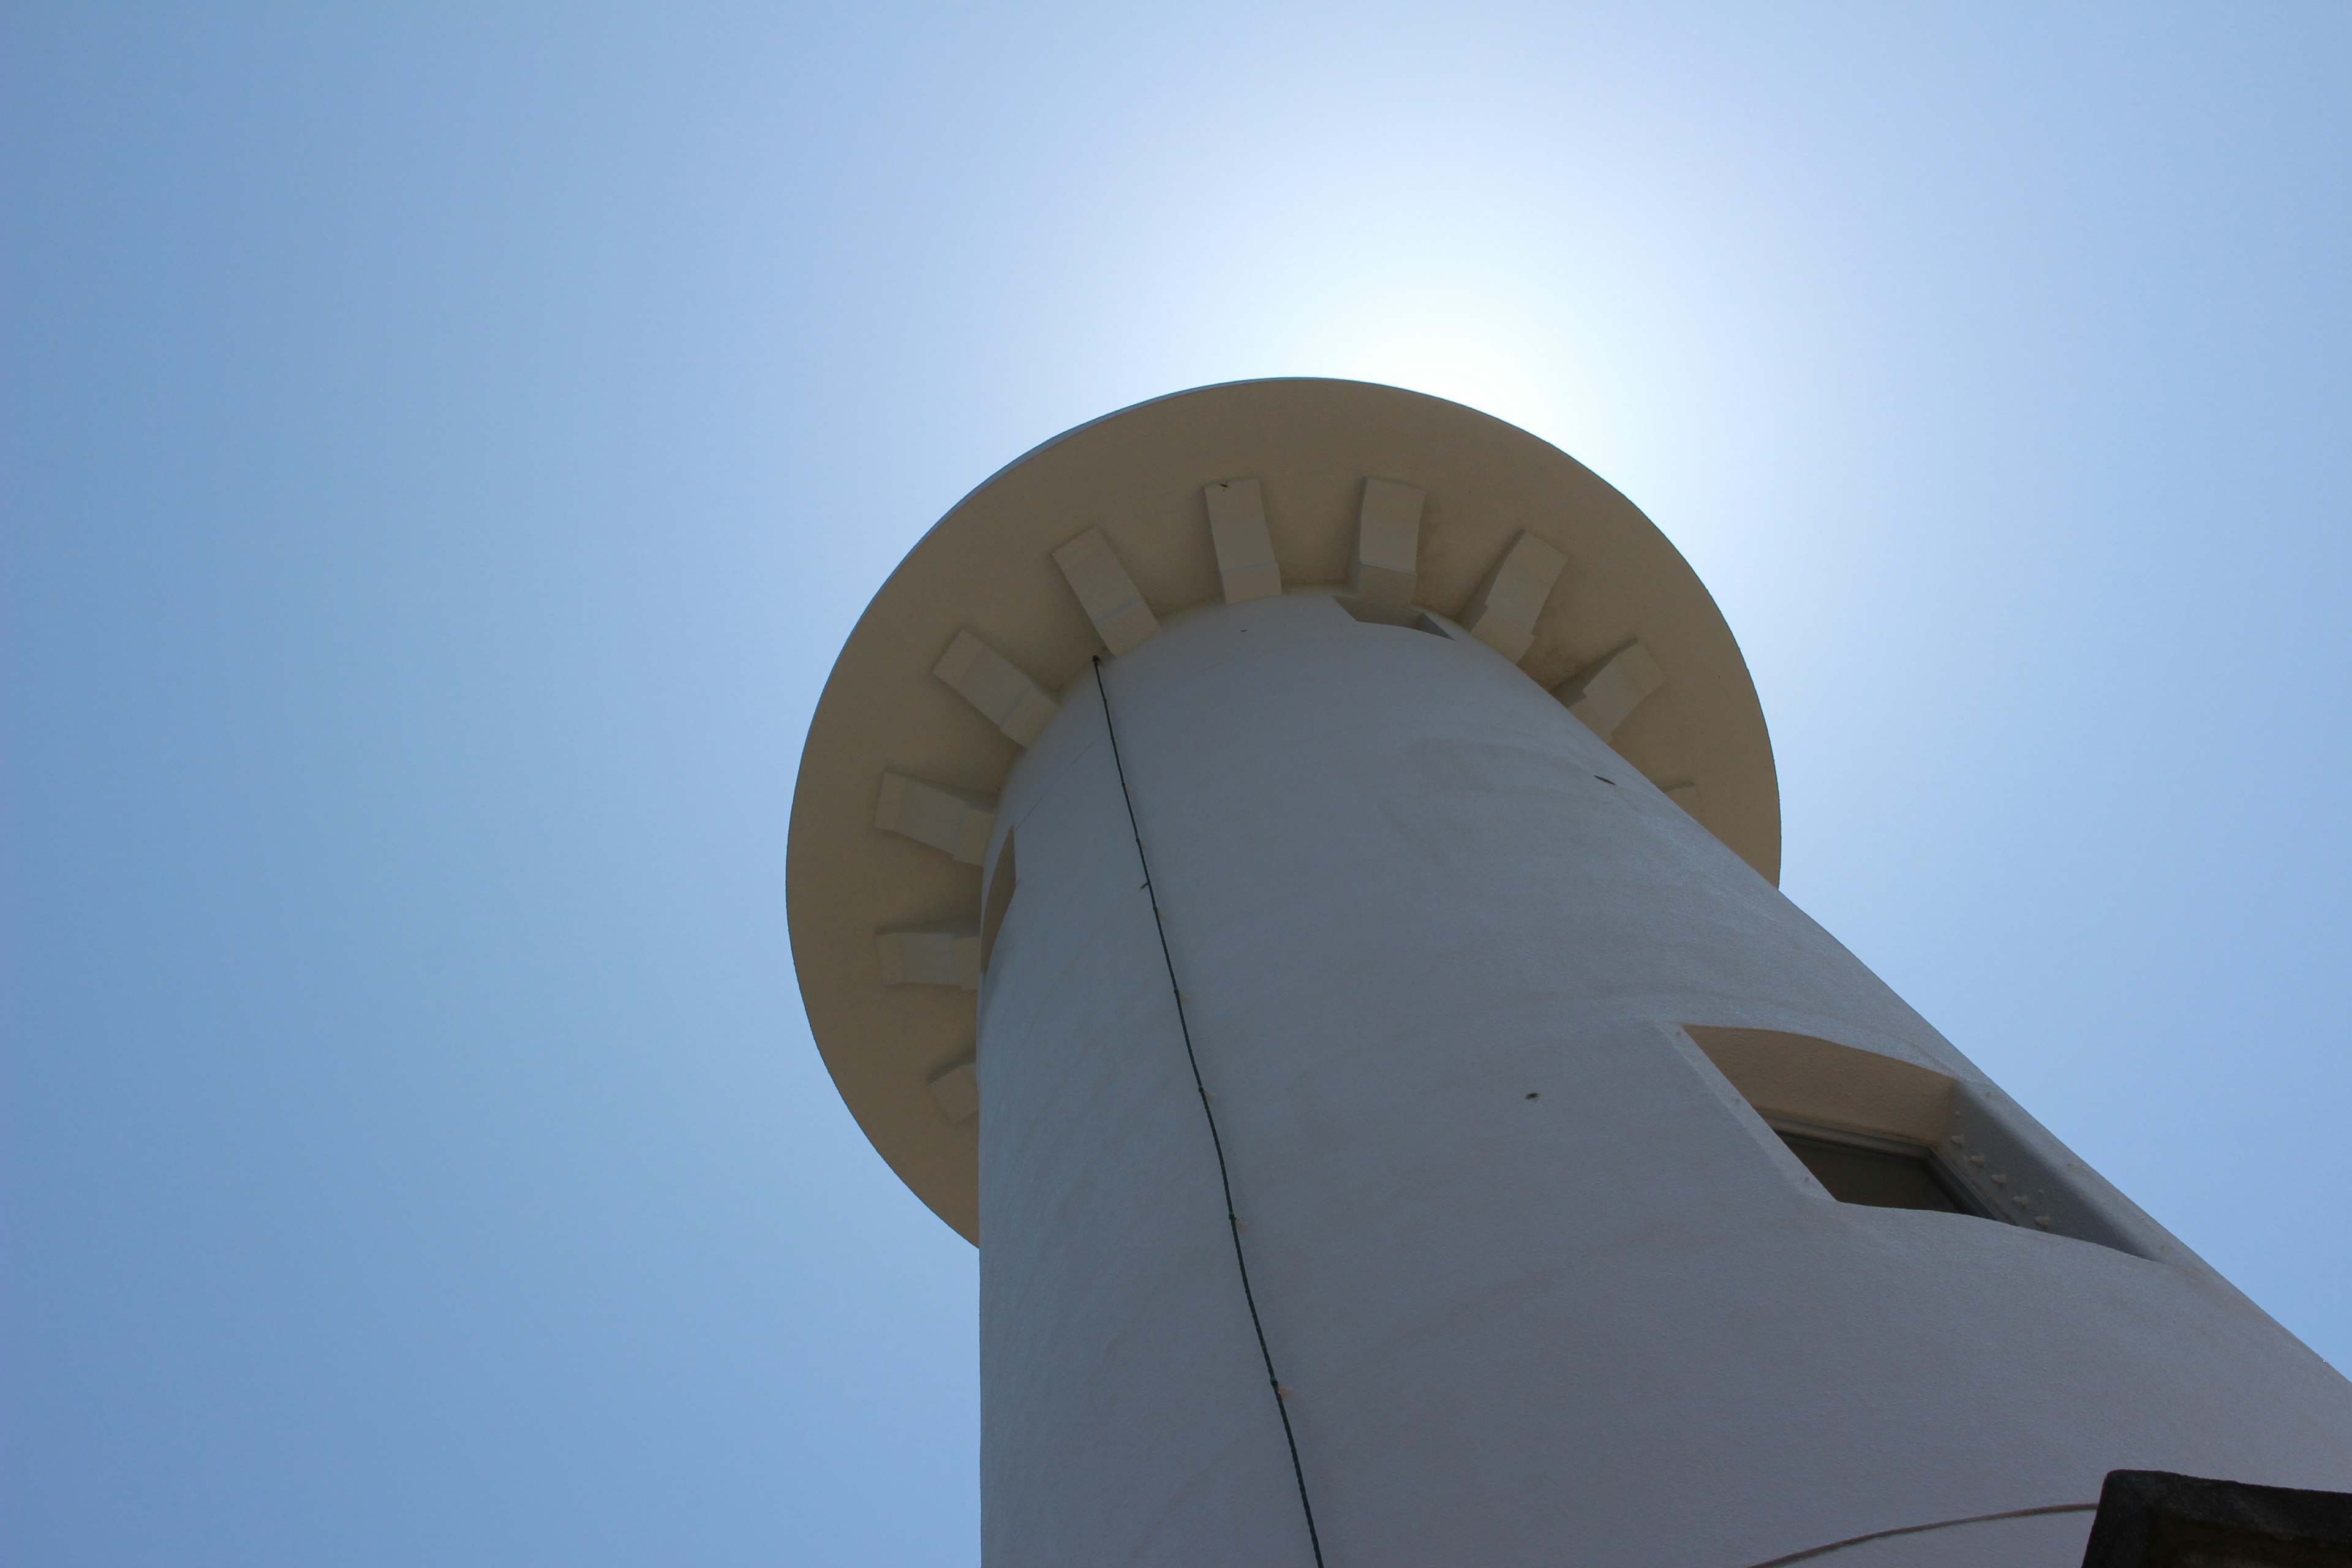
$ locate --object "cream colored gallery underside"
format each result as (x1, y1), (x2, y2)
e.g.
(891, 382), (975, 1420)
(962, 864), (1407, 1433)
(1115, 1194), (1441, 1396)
(786, 381), (2352, 1567)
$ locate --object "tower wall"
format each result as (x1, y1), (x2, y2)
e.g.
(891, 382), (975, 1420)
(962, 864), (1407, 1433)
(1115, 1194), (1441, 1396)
(975, 590), (2352, 1567)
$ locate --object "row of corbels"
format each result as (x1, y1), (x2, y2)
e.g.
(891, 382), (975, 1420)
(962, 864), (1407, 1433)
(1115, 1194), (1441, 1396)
(871, 475), (1686, 1125)
(932, 476), (1668, 755)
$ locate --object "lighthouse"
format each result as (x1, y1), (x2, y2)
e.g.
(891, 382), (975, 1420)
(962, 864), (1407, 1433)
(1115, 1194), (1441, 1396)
(786, 379), (2352, 1566)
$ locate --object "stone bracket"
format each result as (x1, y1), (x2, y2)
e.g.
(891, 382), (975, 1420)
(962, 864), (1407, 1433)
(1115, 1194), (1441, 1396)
(1052, 527), (1160, 655)
(1463, 530), (1567, 662)
(1205, 478), (1281, 604)
(935, 629), (1058, 746)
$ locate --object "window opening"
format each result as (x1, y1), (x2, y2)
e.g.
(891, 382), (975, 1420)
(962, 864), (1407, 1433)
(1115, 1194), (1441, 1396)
(1679, 1025), (2149, 1256)
(1769, 1120), (1987, 1216)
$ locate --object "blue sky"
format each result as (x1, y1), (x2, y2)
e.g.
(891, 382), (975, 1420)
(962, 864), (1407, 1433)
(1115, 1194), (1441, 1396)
(6, 5), (2349, 1564)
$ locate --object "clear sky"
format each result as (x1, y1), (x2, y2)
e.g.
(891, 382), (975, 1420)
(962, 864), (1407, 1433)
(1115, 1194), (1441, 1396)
(6, 5), (2349, 1564)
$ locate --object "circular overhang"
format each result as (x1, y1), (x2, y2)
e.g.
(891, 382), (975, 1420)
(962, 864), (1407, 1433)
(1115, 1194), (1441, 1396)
(787, 378), (1779, 1242)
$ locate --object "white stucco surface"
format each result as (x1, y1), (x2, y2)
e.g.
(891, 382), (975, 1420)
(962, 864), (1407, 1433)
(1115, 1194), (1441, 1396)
(975, 590), (2352, 1567)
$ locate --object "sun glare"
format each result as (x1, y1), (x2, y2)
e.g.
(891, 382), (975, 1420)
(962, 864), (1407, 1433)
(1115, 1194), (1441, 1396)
(1263, 263), (1615, 467)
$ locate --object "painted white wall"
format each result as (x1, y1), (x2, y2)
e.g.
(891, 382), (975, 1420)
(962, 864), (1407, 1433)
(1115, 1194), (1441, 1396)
(975, 591), (2352, 1568)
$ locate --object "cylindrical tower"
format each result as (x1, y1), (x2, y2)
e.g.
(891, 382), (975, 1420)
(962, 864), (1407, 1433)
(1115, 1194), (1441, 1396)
(788, 380), (2352, 1567)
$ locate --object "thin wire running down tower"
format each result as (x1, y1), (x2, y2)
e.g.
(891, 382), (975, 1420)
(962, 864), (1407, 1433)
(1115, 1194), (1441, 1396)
(787, 380), (2352, 1568)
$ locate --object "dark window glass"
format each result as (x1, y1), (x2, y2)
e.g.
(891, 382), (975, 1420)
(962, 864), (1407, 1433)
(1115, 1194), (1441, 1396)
(1778, 1131), (1967, 1214)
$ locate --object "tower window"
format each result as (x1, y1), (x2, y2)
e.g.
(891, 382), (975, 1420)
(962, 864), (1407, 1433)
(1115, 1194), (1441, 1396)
(1676, 1024), (2151, 1256)
(1771, 1123), (1981, 1215)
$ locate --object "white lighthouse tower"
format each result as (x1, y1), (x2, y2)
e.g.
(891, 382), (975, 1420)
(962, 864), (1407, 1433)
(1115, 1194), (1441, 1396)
(787, 380), (2352, 1567)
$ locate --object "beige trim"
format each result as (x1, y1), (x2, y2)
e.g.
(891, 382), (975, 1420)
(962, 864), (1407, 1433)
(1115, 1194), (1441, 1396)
(1561, 639), (1666, 741)
(934, 630), (1058, 747)
(788, 380), (1780, 1240)
(874, 771), (995, 865)
(1350, 477), (1425, 615)
(1052, 527), (1160, 655)
(1205, 478), (1281, 604)
(875, 924), (981, 991)
(1463, 530), (1567, 662)
(928, 1060), (979, 1125)
(1684, 1026), (1954, 1144)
